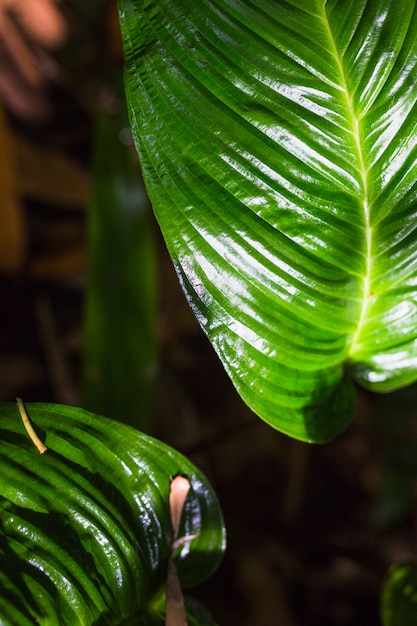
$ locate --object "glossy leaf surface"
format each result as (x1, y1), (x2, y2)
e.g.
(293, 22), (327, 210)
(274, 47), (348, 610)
(119, 0), (417, 441)
(0, 403), (225, 624)
(381, 562), (417, 626)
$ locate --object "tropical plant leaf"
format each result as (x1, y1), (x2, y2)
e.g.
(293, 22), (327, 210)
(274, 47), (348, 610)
(381, 561), (417, 626)
(118, 0), (417, 441)
(0, 402), (225, 624)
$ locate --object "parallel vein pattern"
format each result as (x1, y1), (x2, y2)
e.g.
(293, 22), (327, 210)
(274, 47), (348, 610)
(120, 0), (417, 440)
(0, 404), (224, 624)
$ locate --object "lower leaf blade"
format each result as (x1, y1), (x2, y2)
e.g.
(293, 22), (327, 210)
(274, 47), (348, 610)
(0, 402), (225, 624)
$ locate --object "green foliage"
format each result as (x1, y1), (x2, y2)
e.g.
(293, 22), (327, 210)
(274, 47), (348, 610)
(0, 402), (225, 624)
(82, 83), (157, 431)
(381, 562), (417, 626)
(118, 0), (417, 442)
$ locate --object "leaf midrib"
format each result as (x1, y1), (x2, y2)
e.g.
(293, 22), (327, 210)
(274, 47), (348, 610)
(320, 4), (372, 357)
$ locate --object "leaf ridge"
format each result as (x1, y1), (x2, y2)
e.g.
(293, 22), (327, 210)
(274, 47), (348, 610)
(319, 3), (372, 357)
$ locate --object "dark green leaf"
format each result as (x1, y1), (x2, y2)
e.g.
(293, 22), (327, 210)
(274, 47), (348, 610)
(119, 0), (417, 441)
(0, 402), (225, 624)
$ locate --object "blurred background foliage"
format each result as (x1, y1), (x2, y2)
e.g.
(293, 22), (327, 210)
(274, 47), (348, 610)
(82, 78), (157, 431)
(1, 1), (417, 624)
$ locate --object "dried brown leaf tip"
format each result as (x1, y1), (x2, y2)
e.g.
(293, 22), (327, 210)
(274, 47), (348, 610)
(166, 475), (191, 626)
(169, 475), (191, 542)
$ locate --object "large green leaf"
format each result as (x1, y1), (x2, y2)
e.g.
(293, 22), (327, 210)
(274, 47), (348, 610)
(0, 402), (225, 624)
(118, 0), (417, 441)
